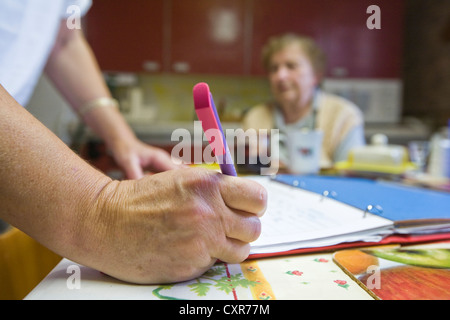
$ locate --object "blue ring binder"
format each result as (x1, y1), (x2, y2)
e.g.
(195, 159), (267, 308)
(272, 174), (450, 221)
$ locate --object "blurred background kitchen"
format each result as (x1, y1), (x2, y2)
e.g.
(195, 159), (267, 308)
(26, 0), (449, 181)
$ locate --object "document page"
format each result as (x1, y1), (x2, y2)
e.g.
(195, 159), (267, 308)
(249, 177), (394, 254)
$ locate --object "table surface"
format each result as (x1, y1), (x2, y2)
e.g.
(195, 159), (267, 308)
(25, 252), (373, 300)
(24, 170), (450, 300)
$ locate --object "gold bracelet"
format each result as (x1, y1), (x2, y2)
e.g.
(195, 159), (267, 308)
(78, 97), (119, 117)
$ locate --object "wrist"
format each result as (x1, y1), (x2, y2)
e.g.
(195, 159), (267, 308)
(68, 178), (122, 270)
(72, 179), (153, 282)
(80, 98), (138, 150)
(77, 97), (119, 118)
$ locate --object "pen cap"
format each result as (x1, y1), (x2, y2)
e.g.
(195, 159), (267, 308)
(193, 83), (237, 176)
(193, 82), (226, 156)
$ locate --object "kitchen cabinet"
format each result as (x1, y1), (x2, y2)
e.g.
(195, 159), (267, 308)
(85, 0), (404, 78)
(85, 0), (166, 72)
(322, 0), (405, 78)
(169, 0), (249, 74)
(86, 0), (248, 74)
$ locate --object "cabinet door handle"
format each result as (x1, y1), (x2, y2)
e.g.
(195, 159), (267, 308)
(172, 61), (190, 73)
(142, 61), (160, 72)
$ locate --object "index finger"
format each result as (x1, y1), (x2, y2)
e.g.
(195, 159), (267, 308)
(219, 176), (267, 217)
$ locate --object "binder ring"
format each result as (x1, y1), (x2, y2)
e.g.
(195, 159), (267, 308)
(292, 180), (305, 188)
(363, 204), (383, 218)
(321, 190), (337, 201)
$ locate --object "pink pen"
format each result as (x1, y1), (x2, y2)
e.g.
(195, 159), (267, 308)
(193, 82), (237, 176)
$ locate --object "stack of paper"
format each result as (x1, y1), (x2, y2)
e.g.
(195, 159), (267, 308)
(248, 176), (450, 256)
(249, 177), (393, 255)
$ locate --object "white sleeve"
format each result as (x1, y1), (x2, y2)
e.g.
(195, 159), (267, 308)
(61, 0), (92, 18)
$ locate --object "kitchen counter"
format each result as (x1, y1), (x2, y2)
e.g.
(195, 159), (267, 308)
(364, 118), (431, 146)
(85, 121), (242, 146)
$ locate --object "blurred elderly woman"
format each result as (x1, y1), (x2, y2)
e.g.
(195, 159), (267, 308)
(242, 33), (365, 169)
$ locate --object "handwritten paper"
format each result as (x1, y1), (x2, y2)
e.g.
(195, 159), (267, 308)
(249, 177), (393, 254)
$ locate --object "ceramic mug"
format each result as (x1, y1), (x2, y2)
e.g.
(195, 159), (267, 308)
(283, 129), (323, 174)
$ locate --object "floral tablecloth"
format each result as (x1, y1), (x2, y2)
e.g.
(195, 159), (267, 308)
(26, 253), (373, 300)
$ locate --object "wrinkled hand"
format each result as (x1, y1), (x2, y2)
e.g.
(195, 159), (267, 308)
(82, 167), (267, 284)
(109, 138), (181, 179)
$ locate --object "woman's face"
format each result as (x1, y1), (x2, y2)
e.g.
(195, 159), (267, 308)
(268, 43), (318, 110)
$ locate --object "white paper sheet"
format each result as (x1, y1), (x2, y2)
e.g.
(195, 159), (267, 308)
(248, 177), (394, 254)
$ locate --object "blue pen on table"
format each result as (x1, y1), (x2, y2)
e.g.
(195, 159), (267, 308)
(193, 82), (237, 176)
